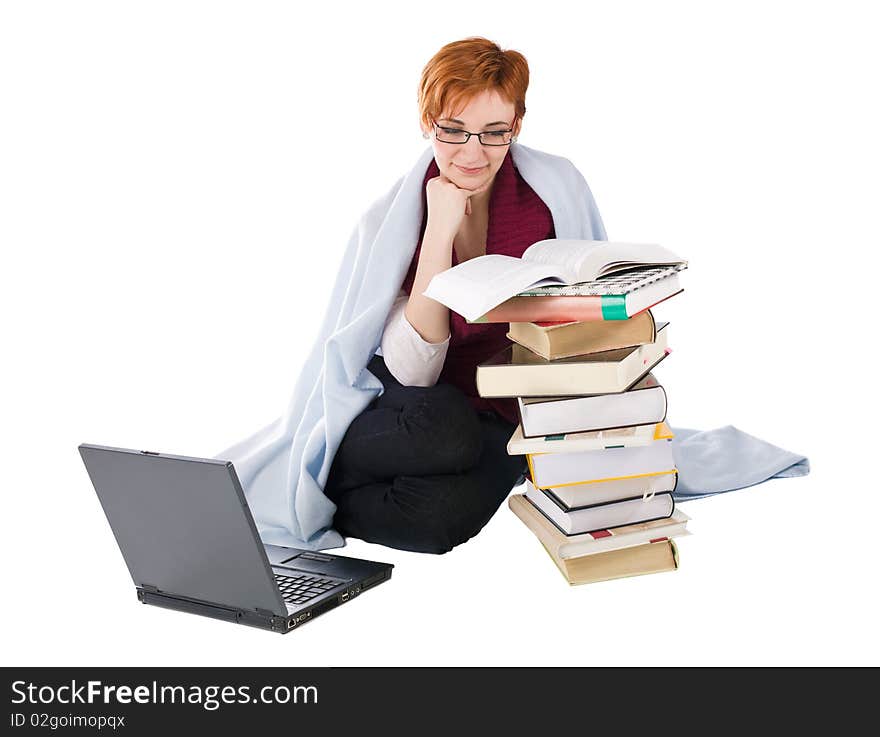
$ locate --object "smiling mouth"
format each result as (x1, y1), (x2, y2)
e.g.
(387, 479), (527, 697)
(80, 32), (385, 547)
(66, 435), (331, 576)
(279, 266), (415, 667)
(456, 164), (487, 173)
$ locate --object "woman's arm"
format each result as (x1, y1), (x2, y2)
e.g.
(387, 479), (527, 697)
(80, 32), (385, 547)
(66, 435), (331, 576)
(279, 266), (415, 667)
(381, 172), (492, 386)
(403, 173), (492, 343)
(403, 221), (455, 344)
(381, 289), (449, 387)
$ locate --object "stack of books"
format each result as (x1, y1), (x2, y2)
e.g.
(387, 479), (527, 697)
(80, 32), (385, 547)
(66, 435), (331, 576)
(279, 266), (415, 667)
(424, 239), (690, 586)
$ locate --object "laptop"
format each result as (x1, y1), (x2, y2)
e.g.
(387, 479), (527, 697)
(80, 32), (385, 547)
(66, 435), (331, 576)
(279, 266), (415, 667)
(78, 443), (393, 634)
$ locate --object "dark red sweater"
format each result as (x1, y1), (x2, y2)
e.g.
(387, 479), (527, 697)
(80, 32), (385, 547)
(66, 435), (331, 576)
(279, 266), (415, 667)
(401, 151), (556, 425)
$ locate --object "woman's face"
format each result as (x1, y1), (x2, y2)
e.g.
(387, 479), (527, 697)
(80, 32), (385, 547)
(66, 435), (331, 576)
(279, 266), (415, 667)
(423, 89), (520, 192)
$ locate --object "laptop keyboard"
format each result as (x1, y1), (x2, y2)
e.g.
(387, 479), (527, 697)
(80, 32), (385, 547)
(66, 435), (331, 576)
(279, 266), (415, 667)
(274, 573), (343, 606)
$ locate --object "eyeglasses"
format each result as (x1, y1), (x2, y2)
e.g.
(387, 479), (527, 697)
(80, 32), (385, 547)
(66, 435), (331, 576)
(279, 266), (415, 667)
(431, 119), (517, 146)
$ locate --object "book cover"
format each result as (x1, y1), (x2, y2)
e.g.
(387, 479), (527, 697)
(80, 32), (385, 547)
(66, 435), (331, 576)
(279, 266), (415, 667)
(524, 481), (675, 535)
(515, 372), (668, 438)
(509, 494), (680, 585)
(506, 309), (656, 360)
(549, 538), (679, 586)
(475, 323), (669, 398)
(510, 492), (690, 558)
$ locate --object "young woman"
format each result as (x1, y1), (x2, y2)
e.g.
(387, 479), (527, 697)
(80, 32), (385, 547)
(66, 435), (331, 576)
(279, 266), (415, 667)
(323, 37), (605, 554)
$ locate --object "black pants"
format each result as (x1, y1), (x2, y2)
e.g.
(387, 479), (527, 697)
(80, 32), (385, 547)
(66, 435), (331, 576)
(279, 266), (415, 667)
(324, 355), (528, 554)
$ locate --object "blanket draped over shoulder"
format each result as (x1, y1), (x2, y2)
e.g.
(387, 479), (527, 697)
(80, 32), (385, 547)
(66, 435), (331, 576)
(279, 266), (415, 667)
(215, 143), (809, 550)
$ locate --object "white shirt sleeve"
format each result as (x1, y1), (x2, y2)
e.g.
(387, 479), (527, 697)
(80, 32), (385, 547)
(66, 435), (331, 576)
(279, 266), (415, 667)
(378, 289), (450, 387)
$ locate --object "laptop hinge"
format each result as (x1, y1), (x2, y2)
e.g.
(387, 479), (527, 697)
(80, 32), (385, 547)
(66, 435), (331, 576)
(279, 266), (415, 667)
(140, 584), (160, 593)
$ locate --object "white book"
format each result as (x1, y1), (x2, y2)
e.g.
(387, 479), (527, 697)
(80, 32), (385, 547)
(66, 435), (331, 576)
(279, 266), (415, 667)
(512, 493), (691, 558)
(516, 372), (668, 437)
(516, 266), (683, 297)
(507, 421), (670, 456)
(528, 437), (675, 489)
(549, 471), (679, 510)
(524, 480), (675, 535)
(423, 239), (687, 321)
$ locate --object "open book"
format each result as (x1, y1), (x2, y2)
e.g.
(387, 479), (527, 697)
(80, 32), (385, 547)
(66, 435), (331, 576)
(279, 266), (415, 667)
(422, 239), (686, 322)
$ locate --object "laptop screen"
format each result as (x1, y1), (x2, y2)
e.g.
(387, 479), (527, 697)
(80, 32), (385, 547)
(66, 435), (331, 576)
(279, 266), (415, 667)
(79, 445), (286, 616)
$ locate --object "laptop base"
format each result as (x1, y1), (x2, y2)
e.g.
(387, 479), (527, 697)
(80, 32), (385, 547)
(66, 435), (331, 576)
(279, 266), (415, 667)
(137, 565), (393, 634)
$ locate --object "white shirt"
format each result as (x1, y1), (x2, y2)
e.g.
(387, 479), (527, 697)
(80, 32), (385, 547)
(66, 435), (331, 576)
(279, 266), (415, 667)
(377, 289), (450, 387)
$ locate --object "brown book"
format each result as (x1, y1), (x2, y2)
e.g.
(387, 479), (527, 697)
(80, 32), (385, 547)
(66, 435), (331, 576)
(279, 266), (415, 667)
(508, 493), (680, 585)
(507, 310), (656, 360)
(476, 323), (669, 398)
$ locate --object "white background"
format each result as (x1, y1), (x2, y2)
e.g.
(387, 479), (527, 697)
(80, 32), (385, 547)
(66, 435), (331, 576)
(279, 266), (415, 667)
(2, 1), (878, 666)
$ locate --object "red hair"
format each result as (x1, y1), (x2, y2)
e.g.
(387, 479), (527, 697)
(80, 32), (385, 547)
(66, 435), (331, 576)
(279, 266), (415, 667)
(418, 37), (529, 131)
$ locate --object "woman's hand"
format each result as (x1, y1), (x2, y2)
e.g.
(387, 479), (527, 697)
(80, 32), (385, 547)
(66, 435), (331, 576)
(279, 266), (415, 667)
(425, 174), (492, 242)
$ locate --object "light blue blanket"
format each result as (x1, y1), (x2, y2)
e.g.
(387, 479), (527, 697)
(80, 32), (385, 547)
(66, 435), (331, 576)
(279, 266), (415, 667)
(215, 143), (809, 550)
(671, 425), (809, 501)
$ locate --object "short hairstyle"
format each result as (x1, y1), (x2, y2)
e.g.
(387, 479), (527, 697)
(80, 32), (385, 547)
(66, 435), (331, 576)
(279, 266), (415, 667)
(418, 37), (529, 131)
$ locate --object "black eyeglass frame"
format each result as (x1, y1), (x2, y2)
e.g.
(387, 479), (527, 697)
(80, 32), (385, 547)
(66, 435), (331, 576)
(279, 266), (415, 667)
(431, 118), (518, 146)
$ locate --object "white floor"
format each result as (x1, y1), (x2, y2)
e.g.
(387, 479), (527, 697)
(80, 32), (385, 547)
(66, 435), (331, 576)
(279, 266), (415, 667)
(3, 1), (878, 666)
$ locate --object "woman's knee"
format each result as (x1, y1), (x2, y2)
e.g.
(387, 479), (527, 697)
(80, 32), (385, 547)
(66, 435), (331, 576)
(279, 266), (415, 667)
(334, 464), (519, 555)
(389, 474), (501, 555)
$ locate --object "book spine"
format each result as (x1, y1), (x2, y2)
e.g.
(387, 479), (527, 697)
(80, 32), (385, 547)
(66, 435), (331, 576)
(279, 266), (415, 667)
(470, 296), (629, 324)
(599, 295), (629, 320)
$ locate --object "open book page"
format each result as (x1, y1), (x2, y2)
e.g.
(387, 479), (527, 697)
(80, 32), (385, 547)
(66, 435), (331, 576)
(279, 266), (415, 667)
(523, 239), (686, 281)
(422, 254), (574, 321)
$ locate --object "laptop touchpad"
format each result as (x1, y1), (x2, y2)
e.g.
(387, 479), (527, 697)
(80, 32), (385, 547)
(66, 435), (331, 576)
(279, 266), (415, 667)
(274, 556), (348, 580)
